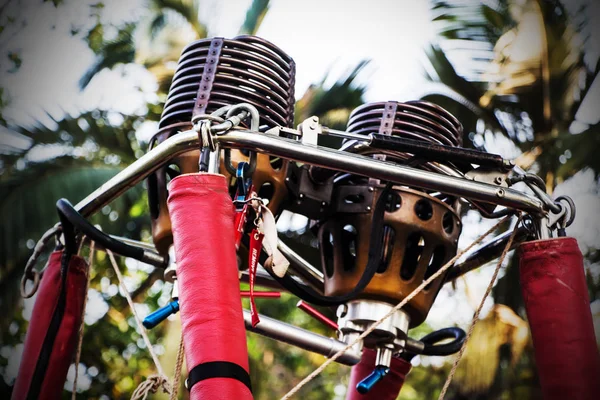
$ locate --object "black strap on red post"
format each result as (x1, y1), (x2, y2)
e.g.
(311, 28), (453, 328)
(186, 361), (253, 393)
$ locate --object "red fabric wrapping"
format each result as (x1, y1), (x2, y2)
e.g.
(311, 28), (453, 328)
(12, 251), (88, 400)
(519, 237), (600, 400)
(167, 173), (252, 400)
(345, 349), (411, 400)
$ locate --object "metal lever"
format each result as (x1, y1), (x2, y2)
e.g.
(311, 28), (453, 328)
(356, 365), (389, 394)
(143, 300), (180, 329)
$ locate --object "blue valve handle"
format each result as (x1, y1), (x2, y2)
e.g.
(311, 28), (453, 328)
(356, 365), (390, 394)
(143, 300), (179, 329)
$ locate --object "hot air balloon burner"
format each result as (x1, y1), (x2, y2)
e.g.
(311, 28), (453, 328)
(147, 36), (296, 254)
(319, 101), (464, 360)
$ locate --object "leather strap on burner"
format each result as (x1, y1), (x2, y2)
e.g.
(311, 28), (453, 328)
(192, 37), (224, 118)
(378, 101), (398, 136)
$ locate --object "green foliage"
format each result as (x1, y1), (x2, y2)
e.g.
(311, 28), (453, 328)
(425, 0), (600, 181)
(423, 1), (600, 398)
(79, 23), (137, 89)
(239, 0), (270, 36)
(0, 1), (373, 399)
(44, 0), (64, 7)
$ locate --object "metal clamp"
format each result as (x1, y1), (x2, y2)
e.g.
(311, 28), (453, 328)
(299, 116), (321, 146)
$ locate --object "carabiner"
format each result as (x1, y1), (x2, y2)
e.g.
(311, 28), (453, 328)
(235, 162), (251, 206)
(224, 148), (257, 178)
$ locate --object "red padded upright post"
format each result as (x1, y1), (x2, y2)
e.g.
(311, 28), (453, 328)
(167, 173), (252, 400)
(12, 251), (88, 400)
(519, 237), (600, 400)
(345, 349), (411, 400)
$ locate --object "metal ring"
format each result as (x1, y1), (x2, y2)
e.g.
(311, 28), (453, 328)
(191, 113), (225, 125)
(556, 195), (576, 227)
(20, 269), (40, 299)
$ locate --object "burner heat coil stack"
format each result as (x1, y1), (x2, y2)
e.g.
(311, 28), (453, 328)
(319, 101), (465, 366)
(147, 36), (295, 254)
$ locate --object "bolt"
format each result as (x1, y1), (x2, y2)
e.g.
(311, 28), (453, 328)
(368, 187), (374, 192)
(321, 201), (327, 206)
(366, 206), (372, 211)
(503, 159), (515, 169)
(494, 176), (503, 185)
(299, 193), (304, 199)
(496, 189), (505, 198)
(285, 177), (290, 182)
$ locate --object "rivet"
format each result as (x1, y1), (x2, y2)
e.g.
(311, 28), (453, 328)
(366, 206), (372, 211)
(496, 189), (505, 198)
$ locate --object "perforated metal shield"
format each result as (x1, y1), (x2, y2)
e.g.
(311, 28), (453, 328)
(319, 101), (464, 326)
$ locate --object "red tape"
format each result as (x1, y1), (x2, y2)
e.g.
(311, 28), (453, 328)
(248, 229), (264, 327)
(12, 251), (88, 400)
(519, 237), (600, 400)
(168, 173), (252, 400)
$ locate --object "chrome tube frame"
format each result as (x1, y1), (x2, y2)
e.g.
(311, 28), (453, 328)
(75, 129), (544, 217)
(445, 225), (530, 283)
(277, 239), (324, 291)
(242, 309), (360, 366)
(69, 127), (547, 369)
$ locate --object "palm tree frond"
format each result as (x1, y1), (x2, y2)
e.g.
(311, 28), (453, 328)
(79, 24), (137, 90)
(238, 0), (270, 35)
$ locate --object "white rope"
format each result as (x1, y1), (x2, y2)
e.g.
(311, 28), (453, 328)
(106, 250), (172, 399)
(169, 332), (185, 400)
(437, 214), (522, 399)
(72, 240), (95, 399)
(281, 215), (514, 399)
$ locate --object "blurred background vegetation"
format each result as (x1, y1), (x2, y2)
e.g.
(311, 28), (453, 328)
(0, 0), (598, 399)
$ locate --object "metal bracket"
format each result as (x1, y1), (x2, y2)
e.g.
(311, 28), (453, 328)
(299, 116), (321, 146)
(465, 168), (509, 188)
(285, 163), (333, 219)
(546, 205), (567, 230)
(334, 185), (375, 214)
(265, 126), (301, 137)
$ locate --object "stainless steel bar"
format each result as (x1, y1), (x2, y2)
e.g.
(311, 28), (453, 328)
(445, 226), (530, 283)
(240, 267), (285, 291)
(321, 126), (368, 141)
(219, 130), (544, 213)
(93, 235), (166, 267)
(108, 235), (160, 252)
(75, 129), (199, 216)
(239, 266), (318, 294)
(277, 239), (324, 291)
(242, 309), (359, 366)
(75, 129), (545, 217)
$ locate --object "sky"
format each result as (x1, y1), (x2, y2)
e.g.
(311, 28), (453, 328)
(0, 0), (436, 131)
